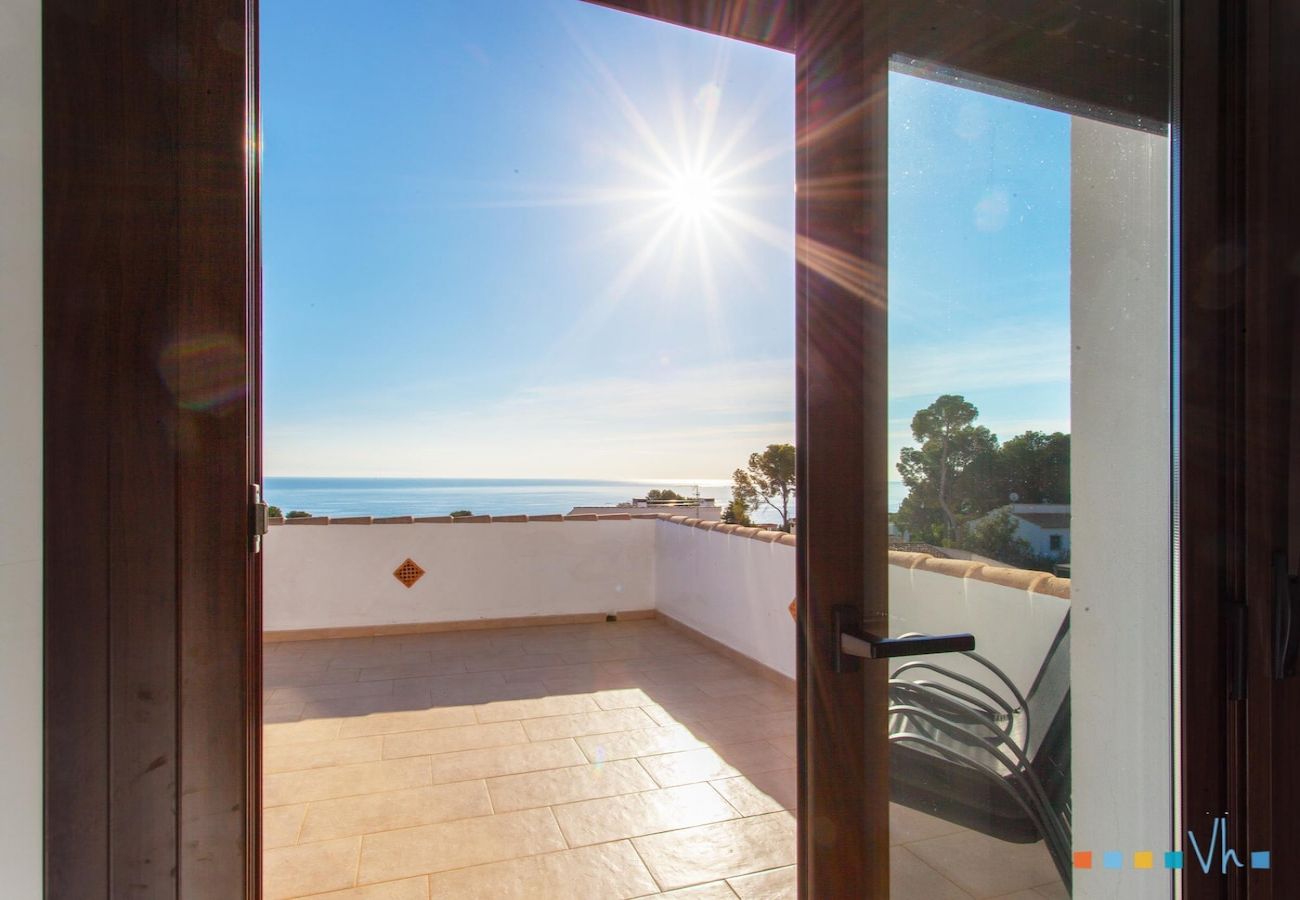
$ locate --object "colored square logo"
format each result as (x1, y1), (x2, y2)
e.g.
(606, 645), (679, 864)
(1102, 851), (1124, 870)
(1164, 851), (1184, 870)
(1073, 851), (1093, 870)
(1251, 851), (1271, 870)
(1133, 851), (1154, 869)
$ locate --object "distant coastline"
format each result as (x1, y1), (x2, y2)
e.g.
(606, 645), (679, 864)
(265, 476), (907, 518)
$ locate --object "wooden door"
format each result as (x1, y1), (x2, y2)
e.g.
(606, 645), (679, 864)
(43, 0), (261, 895)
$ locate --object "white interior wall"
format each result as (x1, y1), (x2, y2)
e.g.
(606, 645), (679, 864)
(263, 521), (658, 631)
(0, 0), (43, 894)
(1070, 117), (1172, 899)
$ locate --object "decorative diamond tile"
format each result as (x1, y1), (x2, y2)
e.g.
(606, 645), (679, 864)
(394, 558), (425, 588)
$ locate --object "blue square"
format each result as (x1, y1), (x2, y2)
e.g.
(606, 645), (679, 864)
(1251, 851), (1271, 870)
(1102, 851), (1123, 869)
(1164, 851), (1184, 869)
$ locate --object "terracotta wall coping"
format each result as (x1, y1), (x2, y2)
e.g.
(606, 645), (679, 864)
(904, 551), (1069, 599)
(652, 515), (1069, 598)
(266, 511), (1069, 599)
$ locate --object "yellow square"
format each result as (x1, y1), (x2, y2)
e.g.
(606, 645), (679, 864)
(1133, 851), (1155, 869)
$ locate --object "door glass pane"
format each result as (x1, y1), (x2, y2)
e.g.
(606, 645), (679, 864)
(884, 64), (1172, 899)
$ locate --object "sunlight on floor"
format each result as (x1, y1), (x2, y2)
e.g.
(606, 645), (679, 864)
(262, 620), (1062, 899)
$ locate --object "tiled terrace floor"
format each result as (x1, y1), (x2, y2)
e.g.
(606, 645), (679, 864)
(263, 619), (1066, 899)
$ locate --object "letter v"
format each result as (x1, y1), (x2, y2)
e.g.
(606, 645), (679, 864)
(1188, 817), (1221, 875)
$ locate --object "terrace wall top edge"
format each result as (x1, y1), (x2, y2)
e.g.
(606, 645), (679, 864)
(268, 513), (1071, 598)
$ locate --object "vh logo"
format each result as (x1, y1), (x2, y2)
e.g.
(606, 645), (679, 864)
(1186, 816), (1270, 874)
(1074, 814), (1270, 873)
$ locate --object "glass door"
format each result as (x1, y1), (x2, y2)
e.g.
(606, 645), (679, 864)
(795, 2), (1174, 898)
(880, 69), (1171, 899)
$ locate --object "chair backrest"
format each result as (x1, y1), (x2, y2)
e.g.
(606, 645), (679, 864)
(1025, 614), (1071, 817)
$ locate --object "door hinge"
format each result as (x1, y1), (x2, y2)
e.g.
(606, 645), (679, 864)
(251, 483), (269, 554)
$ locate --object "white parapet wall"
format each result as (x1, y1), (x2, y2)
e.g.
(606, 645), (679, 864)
(263, 515), (1071, 706)
(652, 520), (1068, 688)
(884, 555), (1070, 707)
(264, 519), (658, 632)
(654, 521), (799, 679)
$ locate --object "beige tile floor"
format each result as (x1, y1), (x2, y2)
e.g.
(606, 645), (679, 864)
(263, 619), (1066, 899)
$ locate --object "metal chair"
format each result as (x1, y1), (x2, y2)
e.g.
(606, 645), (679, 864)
(887, 615), (1073, 889)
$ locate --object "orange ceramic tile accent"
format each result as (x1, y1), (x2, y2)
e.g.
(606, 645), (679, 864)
(391, 558), (424, 589)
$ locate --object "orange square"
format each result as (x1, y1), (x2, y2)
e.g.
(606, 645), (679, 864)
(1074, 851), (1094, 869)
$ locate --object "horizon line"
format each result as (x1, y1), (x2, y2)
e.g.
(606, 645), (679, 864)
(262, 473), (737, 484)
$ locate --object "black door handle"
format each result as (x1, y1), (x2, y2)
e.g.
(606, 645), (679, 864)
(833, 604), (975, 673)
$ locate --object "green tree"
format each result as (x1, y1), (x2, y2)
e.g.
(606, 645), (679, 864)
(721, 498), (752, 526)
(285, 509), (311, 519)
(267, 505), (283, 518)
(646, 489), (688, 503)
(999, 431), (1070, 503)
(449, 509), (473, 518)
(961, 510), (1036, 568)
(893, 396), (1071, 567)
(732, 443), (796, 531)
(896, 395), (997, 542)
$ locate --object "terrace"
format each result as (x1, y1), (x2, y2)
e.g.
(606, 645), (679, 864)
(262, 514), (1068, 899)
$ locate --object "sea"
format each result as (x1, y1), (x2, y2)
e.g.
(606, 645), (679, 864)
(264, 477), (908, 518)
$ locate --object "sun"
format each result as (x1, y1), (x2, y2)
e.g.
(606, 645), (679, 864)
(475, 26), (795, 356)
(665, 170), (719, 220)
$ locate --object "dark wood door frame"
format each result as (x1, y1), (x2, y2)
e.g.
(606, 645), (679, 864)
(43, 0), (260, 895)
(1181, 0), (1300, 896)
(41, 0), (1295, 896)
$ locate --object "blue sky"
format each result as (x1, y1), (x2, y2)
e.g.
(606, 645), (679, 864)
(887, 74), (1071, 470)
(262, 1), (1070, 481)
